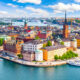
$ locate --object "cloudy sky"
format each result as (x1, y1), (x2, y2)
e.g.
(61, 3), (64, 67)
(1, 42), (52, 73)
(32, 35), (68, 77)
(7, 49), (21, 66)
(0, 0), (80, 17)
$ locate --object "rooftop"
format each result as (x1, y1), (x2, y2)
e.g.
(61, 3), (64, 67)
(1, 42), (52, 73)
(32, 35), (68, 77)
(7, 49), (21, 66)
(43, 45), (66, 51)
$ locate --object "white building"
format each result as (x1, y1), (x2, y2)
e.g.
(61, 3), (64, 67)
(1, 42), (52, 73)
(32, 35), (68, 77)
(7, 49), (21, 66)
(71, 38), (77, 48)
(62, 39), (71, 47)
(35, 50), (43, 61)
(23, 40), (43, 51)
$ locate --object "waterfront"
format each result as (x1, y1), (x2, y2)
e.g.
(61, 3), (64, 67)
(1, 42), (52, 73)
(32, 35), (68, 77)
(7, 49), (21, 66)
(0, 59), (80, 80)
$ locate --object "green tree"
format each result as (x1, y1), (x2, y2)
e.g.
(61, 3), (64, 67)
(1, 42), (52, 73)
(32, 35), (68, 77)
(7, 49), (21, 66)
(54, 55), (59, 60)
(47, 40), (52, 46)
(17, 54), (23, 59)
(0, 38), (4, 46)
(43, 44), (46, 48)
(35, 36), (40, 40)
(60, 41), (64, 45)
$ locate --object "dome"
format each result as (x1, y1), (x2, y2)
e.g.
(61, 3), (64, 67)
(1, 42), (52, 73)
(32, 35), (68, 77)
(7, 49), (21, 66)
(35, 50), (43, 53)
(71, 37), (76, 41)
(56, 36), (62, 42)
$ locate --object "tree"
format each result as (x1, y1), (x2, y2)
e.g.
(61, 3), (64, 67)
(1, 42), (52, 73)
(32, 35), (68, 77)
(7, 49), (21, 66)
(0, 38), (4, 46)
(35, 36), (40, 40)
(17, 54), (23, 59)
(54, 55), (59, 60)
(47, 40), (52, 46)
(60, 41), (64, 45)
(43, 44), (46, 48)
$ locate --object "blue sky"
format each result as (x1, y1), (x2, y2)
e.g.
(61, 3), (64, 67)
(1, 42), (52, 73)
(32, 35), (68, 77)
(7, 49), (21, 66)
(0, 0), (80, 17)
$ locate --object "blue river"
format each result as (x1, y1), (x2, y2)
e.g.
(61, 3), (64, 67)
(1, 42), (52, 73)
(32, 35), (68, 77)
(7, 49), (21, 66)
(0, 59), (80, 80)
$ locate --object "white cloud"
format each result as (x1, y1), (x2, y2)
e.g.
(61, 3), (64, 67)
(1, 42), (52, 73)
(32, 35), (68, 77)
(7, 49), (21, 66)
(0, 11), (8, 14)
(75, 0), (80, 2)
(7, 3), (17, 7)
(16, 0), (41, 4)
(26, 7), (49, 17)
(48, 3), (80, 14)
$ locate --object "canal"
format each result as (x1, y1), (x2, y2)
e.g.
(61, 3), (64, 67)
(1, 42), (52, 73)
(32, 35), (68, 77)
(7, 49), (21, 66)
(0, 59), (80, 80)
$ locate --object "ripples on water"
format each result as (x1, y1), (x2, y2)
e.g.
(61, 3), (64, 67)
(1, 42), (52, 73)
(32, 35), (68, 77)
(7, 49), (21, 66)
(0, 59), (80, 80)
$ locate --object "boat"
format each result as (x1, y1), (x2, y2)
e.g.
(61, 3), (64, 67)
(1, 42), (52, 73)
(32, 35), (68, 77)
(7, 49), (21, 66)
(0, 58), (3, 61)
(67, 60), (80, 66)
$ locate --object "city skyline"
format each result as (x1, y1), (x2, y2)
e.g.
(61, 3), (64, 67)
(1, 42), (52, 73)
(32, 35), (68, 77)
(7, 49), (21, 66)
(0, 0), (80, 18)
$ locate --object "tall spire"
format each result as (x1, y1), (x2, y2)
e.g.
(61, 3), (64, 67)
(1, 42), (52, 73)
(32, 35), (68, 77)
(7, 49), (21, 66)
(24, 19), (27, 26)
(64, 11), (67, 25)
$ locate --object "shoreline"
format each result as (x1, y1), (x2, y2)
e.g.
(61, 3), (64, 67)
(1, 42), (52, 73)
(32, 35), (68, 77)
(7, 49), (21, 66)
(0, 55), (67, 67)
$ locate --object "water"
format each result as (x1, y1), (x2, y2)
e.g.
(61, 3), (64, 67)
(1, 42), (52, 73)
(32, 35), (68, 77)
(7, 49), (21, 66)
(0, 59), (80, 80)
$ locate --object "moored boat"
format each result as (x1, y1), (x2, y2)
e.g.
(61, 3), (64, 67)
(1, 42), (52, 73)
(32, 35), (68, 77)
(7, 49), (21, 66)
(67, 60), (80, 66)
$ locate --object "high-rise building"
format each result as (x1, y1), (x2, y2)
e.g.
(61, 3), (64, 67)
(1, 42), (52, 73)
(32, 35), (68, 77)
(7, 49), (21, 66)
(63, 11), (69, 38)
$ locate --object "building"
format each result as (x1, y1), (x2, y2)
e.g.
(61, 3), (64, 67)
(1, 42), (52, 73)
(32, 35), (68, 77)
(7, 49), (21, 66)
(3, 40), (24, 56)
(23, 40), (43, 51)
(62, 38), (71, 47)
(24, 20), (28, 30)
(42, 45), (67, 61)
(76, 36), (80, 47)
(37, 30), (52, 39)
(63, 11), (69, 38)
(35, 50), (43, 61)
(22, 51), (35, 61)
(0, 35), (11, 41)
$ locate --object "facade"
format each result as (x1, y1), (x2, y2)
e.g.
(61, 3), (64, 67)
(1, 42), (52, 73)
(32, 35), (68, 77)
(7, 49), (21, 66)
(37, 30), (52, 39)
(76, 37), (80, 47)
(62, 39), (71, 47)
(35, 50), (43, 61)
(23, 40), (43, 51)
(0, 35), (11, 41)
(3, 40), (23, 56)
(42, 45), (67, 61)
(22, 51), (35, 61)
(71, 38), (77, 48)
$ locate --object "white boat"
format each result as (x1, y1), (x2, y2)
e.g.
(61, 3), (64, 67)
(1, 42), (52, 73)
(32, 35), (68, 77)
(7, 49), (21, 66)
(67, 60), (80, 66)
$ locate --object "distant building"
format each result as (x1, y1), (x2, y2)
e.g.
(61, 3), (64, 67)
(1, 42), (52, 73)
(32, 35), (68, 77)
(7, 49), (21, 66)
(37, 30), (52, 39)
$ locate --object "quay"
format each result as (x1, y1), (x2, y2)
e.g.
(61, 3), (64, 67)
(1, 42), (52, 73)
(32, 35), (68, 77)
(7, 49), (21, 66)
(0, 55), (67, 67)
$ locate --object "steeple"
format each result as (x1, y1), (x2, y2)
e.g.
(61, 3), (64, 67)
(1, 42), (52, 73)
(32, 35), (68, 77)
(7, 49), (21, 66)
(63, 11), (69, 38)
(24, 18), (28, 29)
(64, 11), (67, 25)
(24, 19), (27, 26)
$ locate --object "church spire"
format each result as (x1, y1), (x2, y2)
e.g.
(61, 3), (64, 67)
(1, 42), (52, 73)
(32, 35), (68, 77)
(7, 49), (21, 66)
(64, 11), (67, 25)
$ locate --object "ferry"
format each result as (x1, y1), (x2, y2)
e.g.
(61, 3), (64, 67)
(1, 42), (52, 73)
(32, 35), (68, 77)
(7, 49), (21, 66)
(67, 60), (80, 66)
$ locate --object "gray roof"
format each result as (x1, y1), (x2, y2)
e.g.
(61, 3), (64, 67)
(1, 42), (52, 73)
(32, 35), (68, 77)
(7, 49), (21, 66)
(43, 45), (66, 51)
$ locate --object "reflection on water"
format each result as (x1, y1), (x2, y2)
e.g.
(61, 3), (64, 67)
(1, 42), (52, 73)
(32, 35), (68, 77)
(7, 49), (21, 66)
(0, 59), (80, 80)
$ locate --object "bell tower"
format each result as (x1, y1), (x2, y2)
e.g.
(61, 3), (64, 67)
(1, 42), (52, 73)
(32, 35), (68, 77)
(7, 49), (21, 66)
(63, 11), (69, 38)
(24, 19), (28, 29)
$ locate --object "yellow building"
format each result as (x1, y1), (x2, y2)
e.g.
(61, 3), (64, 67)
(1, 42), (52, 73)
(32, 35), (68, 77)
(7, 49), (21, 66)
(76, 37), (80, 47)
(42, 45), (67, 61)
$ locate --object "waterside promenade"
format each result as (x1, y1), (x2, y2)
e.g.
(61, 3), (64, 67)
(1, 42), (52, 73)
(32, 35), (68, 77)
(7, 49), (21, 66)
(0, 55), (67, 67)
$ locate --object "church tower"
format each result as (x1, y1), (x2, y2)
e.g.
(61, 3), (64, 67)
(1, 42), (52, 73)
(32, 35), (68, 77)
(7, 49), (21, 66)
(63, 11), (69, 38)
(24, 19), (28, 30)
